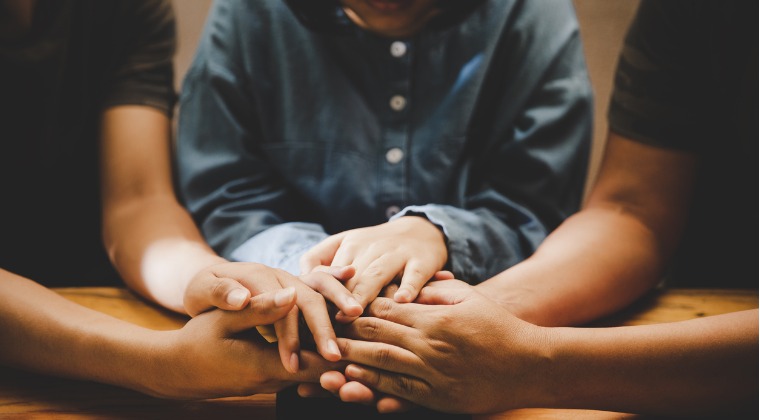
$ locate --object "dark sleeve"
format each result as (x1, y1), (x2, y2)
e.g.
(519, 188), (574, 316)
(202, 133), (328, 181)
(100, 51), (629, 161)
(396, 4), (593, 282)
(607, 0), (707, 151)
(101, 0), (177, 115)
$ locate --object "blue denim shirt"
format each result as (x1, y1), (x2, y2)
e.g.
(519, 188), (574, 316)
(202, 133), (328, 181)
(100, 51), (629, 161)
(177, 0), (592, 282)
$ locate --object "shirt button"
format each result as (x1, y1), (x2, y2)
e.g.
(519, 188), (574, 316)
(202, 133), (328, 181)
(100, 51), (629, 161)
(385, 147), (404, 164)
(385, 205), (401, 219)
(389, 95), (406, 111)
(390, 41), (407, 57)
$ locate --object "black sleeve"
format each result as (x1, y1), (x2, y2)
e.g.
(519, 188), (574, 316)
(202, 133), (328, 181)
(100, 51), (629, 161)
(607, 0), (705, 151)
(100, 0), (177, 116)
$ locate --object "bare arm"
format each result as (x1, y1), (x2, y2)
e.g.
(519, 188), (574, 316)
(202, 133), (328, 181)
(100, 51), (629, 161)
(100, 105), (226, 313)
(99, 106), (357, 369)
(336, 282), (758, 416)
(546, 309), (758, 416)
(0, 268), (341, 398)
(476, 133), (699, 326)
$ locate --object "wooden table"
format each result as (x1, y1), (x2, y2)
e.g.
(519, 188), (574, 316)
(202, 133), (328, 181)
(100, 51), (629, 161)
(0, 287), (756, 419)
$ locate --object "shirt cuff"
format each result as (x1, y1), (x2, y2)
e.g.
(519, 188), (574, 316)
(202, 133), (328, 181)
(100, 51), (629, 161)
(230, 222), (328, 275)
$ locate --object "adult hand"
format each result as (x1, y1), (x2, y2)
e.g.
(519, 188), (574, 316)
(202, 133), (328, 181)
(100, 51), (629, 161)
(329, 280), (549, 414)
(300, 216), (448, 321)
(150, 288), (345, 399)
(296, 271), (457, 412)
(183, 262), (360, 373)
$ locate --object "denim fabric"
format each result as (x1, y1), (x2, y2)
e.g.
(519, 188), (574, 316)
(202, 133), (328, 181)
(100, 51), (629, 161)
(177, 0), (592, 283)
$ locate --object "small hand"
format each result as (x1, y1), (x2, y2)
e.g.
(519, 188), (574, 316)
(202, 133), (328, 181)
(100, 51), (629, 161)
(300, 216), (448, 321)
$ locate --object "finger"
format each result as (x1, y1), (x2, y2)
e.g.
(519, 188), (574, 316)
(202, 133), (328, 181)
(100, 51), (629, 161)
(414, 283), (468, 305)
(299, 233), (346, 274)
(363, 297), (434, 327)
(273, 270), (342, 362)
(338, 381), (378, 405)
(337, 335), (422, 377)
(291, 349), (348, 383)
(433, 270), (455, 280)
(349, 253), (405, 309)
(311, 264), (356, 282)
(293, 287), (341, 362)
(394, 260), (439, 303)
(274, 305), (302, 373)
(297, 382), (334, 398)
(377, 395), (417, 413)
(319, 370), (347, 394)
(380, 283), (399, 298)
(217, 287), (295, 333)
(344, 364), (429, 405)
(299, 271), (362, 318)
(184, 276), (252, 316)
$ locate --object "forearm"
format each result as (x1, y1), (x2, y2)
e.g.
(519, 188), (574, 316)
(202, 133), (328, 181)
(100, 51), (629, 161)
(476, 207), (666, 326)
(540, 310), (758, 416)
(103, 195), (225, 313)
(0, 270), (168, 395)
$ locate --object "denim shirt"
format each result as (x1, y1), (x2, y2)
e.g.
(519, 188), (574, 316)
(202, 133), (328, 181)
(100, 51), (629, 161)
(177, 0), (592, 282)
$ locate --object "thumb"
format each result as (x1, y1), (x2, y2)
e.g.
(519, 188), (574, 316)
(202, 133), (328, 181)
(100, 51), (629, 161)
(220, 287), (297, 334)
(299, 233), (346, 275)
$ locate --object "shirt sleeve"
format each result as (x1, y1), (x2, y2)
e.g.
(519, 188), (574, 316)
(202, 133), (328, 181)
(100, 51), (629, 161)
(607, 0), (706, 151)
(101, 0), (177, 115)
(229, 222), (328, 275)
(392, 22), (592, 282)
(176, 0), (329, 264)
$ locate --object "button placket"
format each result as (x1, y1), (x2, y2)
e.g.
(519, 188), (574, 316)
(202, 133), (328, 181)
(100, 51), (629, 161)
(377, 39), (411, 222)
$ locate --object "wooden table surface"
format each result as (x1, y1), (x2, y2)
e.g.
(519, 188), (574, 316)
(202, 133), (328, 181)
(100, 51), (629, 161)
(0, 287), (756, 419)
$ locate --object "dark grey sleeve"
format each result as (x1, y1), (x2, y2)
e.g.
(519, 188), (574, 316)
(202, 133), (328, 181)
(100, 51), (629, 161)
(394, 3), (593, 283)
(101, 0), (177, 115)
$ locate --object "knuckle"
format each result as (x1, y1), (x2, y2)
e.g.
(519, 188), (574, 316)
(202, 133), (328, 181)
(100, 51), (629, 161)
(299, 272), (323, 288)
(210, 278), (228, 302)
(337, 338), (351, 356)
(301, 289), (327, 306)
(358, 317), (382, 341)
(361, 264), (387, 280)
(405, 266), (427, 282)
(373, 346), (392, 367)
(392, 375), (418, 398)
(369, 297), (394, 318)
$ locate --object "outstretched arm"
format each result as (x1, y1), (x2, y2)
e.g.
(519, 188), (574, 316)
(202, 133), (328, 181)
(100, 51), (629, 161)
(476, 132), (698, 326)
(335, 281), (758, 416)
(0, 269), (343, 399)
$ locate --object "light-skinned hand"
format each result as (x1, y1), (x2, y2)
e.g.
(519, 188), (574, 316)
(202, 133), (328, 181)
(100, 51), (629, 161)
(150, 288), (346, 399)
(182, 262), (362, 374)
(299, 216), (448, 322)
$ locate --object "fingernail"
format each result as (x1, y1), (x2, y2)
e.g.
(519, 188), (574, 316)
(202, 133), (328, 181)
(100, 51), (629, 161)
(394, 287), (412, 302)
(290, 352), (299, 373)
(343, 295), (362, 312)
(327, 339), (340, 359)
(274, 287), (296, 307)
(226, 289), (248, 307)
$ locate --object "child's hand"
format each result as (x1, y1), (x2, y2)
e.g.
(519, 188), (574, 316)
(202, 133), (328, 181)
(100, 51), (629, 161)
(183, 262), (360, 373)
(299, 216), (448, 322)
